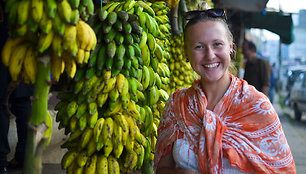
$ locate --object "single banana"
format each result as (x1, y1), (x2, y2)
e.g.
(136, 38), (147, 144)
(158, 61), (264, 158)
(76, 150), (89, 167)
(80, 127), (93, 149)
(9, 43), (28, 81)
(61, 149), (78, 169)
(1, 37), (24, 67)
(17, 0), (30, 25)
(96, 154), (108, 174)
(103, 138), (113, 157)
(101, 117), (114, 141)
(93, 117), (105, 142)
(23, 46), (37, 84)
(63, 25), (77, 52)
(58, 0), (72, 23)
(38, 30), (55, 53)
(108, 155), (120, 174)
(113, 113), (128, 132)
(84, 154), (97, 174)
(31, 0), (44, 23)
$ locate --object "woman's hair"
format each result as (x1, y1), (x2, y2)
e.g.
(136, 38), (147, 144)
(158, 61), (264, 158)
(183, 15), (234, 46)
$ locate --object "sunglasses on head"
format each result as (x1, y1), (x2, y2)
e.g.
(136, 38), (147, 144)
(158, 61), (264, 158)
(184, 8), (226, 20)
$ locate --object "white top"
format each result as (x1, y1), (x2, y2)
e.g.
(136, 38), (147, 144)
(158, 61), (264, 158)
(173, 139), (250, 173)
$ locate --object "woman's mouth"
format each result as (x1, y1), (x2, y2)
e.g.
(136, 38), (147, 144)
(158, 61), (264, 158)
(204, 63), (220, 69)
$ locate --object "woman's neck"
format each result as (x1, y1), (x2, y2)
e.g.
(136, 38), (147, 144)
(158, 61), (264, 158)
(200, 74), (231, 111)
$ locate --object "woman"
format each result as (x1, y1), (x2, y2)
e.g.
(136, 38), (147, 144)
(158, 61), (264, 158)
(154, 9), (296, 173)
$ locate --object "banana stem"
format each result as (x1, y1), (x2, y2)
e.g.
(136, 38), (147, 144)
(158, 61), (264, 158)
(24, 55), (51, 174)
(170, 4), (180, 35)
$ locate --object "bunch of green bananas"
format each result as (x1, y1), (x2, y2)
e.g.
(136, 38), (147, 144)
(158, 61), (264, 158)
(168, 35), (197, 93)
(54, 0), (172, 173)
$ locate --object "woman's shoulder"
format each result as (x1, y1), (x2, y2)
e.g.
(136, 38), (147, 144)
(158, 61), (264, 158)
(229, 75), (268, 103)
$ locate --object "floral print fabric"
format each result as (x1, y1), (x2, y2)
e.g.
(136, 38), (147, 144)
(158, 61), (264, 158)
(154, 74), (296, 173)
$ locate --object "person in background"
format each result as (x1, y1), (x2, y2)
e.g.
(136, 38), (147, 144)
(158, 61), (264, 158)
(154, 8), (296, 173)
(243, 40), (271, 96)
(269, 63), (277, 103)
(0, 2), (34, 174)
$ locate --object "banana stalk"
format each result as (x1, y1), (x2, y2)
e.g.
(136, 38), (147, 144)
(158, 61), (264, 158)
(24, 55), (51, 174)
(169, 4), (179, 35)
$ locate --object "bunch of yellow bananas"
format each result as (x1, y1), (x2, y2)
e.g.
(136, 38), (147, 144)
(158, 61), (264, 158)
(4, 0), (94, 37)
(2, 0), (97, 83)
(168, 35), (197, 93)
(53, 0), (172, 172)
(184, 0), (214, 11)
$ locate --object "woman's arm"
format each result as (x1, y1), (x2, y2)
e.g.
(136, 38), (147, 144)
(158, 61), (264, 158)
(156, 148), (200, 174)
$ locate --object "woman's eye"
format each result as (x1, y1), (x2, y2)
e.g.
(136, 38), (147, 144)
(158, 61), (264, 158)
(195, 45), (203, 49)
(214, 42), (223, 47)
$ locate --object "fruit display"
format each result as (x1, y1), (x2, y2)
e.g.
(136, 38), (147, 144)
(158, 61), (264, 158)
(55, 0), (172, 173)
(2, 0), (97, 83)
(168, 35), (197, 93)
(1, 0), (216, 172)
(185, 0), (213, 11)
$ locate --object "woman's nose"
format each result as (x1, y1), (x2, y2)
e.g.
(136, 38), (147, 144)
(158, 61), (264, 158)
(204, 47), (214, 60)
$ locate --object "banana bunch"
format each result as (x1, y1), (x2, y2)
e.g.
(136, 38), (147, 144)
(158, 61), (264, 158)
(2, 0), (97, 83)
(184, 0), (214, 11)
(148, 0), (180, 9)
(4, 0), (94, 37)
(53, 0), (172, 173)
(168, 35), (197, 93)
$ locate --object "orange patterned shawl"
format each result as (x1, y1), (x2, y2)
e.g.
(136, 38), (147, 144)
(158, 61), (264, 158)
(154, 74), (296, 173)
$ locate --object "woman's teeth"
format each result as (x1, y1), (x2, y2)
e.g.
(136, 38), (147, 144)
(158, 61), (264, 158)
(204, 63), (219, 68)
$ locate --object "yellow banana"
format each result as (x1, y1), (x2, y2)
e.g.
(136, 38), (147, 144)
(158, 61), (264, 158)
(127, 100), (141, 122)
(39, 12), (53, 34)
(85, 23), (97, 51)
(63, 25), (77, 52)
(17, 0), (30, 25)
(108, 155), (120, 174)
(76, 48), (85, 64)
(93, 117), (105, 142)
(96, 154), (108, 174)
(23, 46), (37, 84)
(103, 75), (117, 93)
(50, 53), (64, 82)
(116, 73), (127, 94)
(80, 127), (93, 149)
(113, 113), (128, 132)
(31, 0), (44, 23)
(103, 138), (113, 157)
(38, 30), (54, 53)
(97, 92), (108, 107)
(62, 51), (77, 78)
(112, 120), (122, 148)
(101, 117), (114, 141)
(1, 37), (24, 67)
(124, 150), (138, 169)
(76, 20), (90, 50)
(58, 0), (72, 23)
(69, 116), (78, 132)
(76, 150), (89, 167)
(113, 143), (124, 159)
(61, 149), (78, 169)
(84, 154), (97, 174)
(9, 43), (28, 81)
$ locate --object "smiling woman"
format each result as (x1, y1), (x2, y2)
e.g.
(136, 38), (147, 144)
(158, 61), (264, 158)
(154, 8), (296, 174)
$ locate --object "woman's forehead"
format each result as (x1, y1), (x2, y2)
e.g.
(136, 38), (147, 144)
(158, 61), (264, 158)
(187, 21), (228, 40)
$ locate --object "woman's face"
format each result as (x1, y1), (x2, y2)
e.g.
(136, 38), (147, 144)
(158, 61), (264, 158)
(185, 21), (233, 83)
